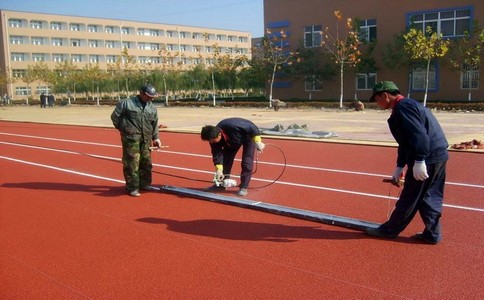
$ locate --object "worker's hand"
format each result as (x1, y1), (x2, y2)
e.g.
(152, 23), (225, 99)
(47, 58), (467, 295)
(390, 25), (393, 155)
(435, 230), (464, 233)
(413, 161), (429, 181)
(390, 167), (404, 187)
(255, 141), (265, 153)
(153, 139), (161, 148)
(214, 169), (224, 182)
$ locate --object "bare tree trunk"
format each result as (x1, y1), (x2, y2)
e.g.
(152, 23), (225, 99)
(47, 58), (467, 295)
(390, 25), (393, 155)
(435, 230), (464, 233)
(339, 62), (344, 109)
(423, 59), (430, 106)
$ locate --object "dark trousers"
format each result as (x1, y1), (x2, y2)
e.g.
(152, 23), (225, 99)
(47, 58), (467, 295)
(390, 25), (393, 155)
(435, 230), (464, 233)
(222, 141), (256, 188)
(380, 161), (447, 242)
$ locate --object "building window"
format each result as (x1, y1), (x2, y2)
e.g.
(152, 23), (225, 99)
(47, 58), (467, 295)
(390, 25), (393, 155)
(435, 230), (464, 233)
(52, 38), (63, 46)
(359, 19), (377, 42)
(71, 55), (82, 62)
(411, 64), (436, 91)
(305, 76), (323, 91)
(139, 57), (149, 64)
(122, 27), (130, 35)
(70, 24), (80, 31)
(180, 31), (187, 38)
(16, 87), (31, 96)
(13, 69), (27, 78)
(151, 43), (160, 50)
(105, 26), (114, 33)
(122, 42), (131, 49)
(32, 37), (44, 45)
(71, 39), (81, 47)
(150, 29), (159, 36)
(89, 55), (99, 63)
(106, 41), (115, 48)
(356, 73), (377, 90)
(89, 40), (99, 48)
(10, 36), (24, 44)
(9, 19), (22, 28)
(53, 54), (65, 62)
(106, 55), (116, 63)
(36, 86), (50, 95)
(166, 31), (174, 37)
(11, 53), (25, 61)
(408, 7), (471, 37)
(50, 22), (62, 30)
(304, 25), (322, 48)
(180, 45), (187, 52)
(32, 53), (46, 62)
(461, 64), (479, 89)
(88, 25), (98, 32)
(31, 20), (43, 29)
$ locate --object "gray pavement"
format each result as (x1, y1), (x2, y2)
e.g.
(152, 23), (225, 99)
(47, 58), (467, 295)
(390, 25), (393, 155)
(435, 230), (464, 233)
(1, 105), (483, 149)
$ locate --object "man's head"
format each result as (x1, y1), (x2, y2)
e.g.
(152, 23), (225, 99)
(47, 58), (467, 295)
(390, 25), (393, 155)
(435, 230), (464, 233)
(370, 81), (401, 109)
(201, 125), (222, 143)
(369, 81), (400, 102)
(139, 84), (157, 101)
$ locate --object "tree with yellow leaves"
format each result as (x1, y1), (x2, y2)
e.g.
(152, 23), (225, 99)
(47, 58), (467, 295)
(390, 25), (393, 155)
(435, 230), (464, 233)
(404, 26), (450, 106)
(322, 10), (361, 108)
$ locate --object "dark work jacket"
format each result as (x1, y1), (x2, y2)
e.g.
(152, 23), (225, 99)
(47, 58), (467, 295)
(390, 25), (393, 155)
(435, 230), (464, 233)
(388, 98), (448, 167)
(111, 96), (159, 142)
(210, 117), (260, 165)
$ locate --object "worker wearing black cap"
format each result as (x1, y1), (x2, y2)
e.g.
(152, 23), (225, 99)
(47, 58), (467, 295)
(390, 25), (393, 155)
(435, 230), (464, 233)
(111, 84), (161, 197)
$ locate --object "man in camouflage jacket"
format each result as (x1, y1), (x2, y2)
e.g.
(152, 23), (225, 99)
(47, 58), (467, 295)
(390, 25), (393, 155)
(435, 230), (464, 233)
(111, 84), (161, 197)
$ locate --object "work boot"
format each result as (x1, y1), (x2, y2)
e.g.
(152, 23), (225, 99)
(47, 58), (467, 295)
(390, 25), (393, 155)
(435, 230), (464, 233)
(237, 188), (248, 196)
(412, 232), (439, 245)
(129, 190), (140, 197)
(364, 227), (397, 239)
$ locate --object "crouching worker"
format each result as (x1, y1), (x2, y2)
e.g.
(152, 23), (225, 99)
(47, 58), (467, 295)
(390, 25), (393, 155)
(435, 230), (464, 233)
(111, 84), (161, 197)
(201, 118), (265, 197)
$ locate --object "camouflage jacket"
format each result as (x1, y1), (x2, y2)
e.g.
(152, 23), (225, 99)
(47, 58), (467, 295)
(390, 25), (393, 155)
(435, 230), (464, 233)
(111, 96), (159, 142)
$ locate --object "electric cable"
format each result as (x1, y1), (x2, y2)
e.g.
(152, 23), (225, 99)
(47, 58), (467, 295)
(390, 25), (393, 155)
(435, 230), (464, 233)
(249, 143), (287, 189)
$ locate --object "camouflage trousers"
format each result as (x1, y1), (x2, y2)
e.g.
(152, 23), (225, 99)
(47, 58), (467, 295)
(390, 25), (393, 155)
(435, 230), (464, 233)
(121, 137), (152, 192)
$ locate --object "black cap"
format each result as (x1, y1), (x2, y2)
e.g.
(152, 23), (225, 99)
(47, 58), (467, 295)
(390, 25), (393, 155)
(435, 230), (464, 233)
(141, 84), (157, 97)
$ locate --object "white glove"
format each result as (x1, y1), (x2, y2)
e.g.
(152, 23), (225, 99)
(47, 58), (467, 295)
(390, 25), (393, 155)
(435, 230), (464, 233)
(215, 169), (224, 182)
(255, 141), (265, 153)
(413, 161), (429, 181)
(153, 139), (161, 148)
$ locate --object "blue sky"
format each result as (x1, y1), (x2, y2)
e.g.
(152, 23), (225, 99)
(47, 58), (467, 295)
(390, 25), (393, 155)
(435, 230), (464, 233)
(0, 0), (265, 37)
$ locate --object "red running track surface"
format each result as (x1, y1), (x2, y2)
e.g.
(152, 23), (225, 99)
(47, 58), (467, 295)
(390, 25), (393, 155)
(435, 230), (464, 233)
(1, 121), (483, 299)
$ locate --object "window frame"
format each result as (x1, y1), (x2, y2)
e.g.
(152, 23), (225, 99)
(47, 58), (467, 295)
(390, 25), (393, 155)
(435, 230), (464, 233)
(407, 6), (473, 37)
(461, 63), (479, 90)
(304, 75), (323, 91)
(356, 73), (377, 90)
(304, 25), (322, 48)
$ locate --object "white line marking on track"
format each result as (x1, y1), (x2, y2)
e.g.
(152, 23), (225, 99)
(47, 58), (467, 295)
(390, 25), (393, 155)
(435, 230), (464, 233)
(1, 154), (483, 213)
(3, 131), (482, 189)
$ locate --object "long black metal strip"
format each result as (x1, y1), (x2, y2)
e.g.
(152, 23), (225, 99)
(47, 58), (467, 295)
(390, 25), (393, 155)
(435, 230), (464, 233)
(159, 185), (379, 231)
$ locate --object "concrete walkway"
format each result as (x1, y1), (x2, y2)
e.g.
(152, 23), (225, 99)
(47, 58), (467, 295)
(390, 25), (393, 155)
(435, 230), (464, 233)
(1, 105), (483, 148)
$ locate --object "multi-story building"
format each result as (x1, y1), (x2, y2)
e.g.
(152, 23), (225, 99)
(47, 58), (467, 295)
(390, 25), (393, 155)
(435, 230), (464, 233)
(264, 0), (483, 102)
(0, 10), (251, 100)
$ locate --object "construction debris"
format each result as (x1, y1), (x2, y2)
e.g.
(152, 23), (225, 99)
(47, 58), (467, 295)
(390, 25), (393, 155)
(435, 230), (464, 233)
(451, 139), (484, 150)
(261, 123), (338, 139)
